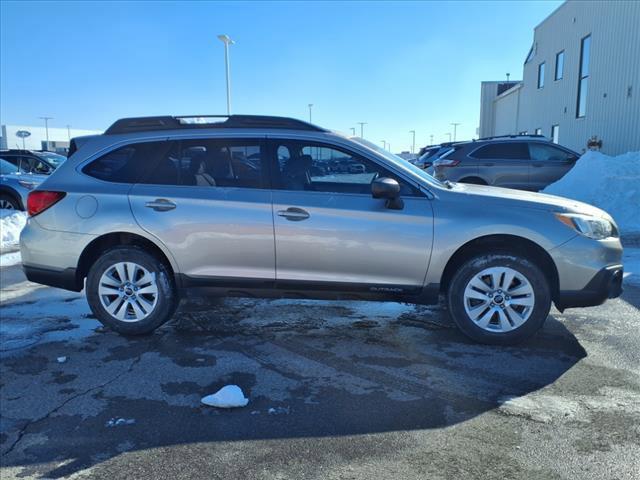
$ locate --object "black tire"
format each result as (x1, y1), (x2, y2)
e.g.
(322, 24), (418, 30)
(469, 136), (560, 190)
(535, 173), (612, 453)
(0, 194), (21, 211)
(86, 246), (178, 335)
(458, 177), (487, 185)
(447, 253), (551, 345)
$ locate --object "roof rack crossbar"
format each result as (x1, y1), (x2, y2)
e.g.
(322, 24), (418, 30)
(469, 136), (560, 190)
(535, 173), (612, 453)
(104, 115), (327, 135)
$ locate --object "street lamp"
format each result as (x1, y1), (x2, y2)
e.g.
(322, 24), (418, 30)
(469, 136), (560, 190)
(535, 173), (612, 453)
(357, 122), (367, 138)
(350, 127), (356, 136)
(308, 104), (313, 123)
(217, 34), (235, 115)
(409, 130), (416, 154)
(38, 116), (53, 151)
(445, 132), (452, 142)
(450, 122), (460, 142)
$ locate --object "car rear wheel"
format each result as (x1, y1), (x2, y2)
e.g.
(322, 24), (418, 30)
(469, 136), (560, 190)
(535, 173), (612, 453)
(86, 246), (178, 335)
(0, 194), (21, 211)
(447, 253), (551, 345)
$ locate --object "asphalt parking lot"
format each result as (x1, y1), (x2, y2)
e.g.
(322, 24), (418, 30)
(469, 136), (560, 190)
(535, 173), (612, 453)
(1, 262), (639, 480)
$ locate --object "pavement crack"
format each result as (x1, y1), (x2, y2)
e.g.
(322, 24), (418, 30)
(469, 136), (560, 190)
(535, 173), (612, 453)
(1, 355), (142, 458)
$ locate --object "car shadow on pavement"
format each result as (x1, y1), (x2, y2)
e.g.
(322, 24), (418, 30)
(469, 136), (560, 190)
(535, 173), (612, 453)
(0, 299), (586, 478)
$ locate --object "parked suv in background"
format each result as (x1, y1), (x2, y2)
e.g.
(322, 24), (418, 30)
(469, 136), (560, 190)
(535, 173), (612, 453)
(429, 135), (579, 191)
(20, 116), (623, 344)
(0, 158), (46, 210)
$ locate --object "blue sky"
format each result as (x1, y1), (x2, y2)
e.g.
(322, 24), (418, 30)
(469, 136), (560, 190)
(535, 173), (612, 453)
(0, 0), (561, 151)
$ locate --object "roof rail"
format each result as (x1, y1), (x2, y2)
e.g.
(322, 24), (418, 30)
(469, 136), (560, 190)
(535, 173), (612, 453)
(104, 115), (327, 135)
(476, 134), (547, 141)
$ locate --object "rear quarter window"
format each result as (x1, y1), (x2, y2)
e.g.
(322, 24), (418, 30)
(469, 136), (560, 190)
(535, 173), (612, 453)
(83, 141), (174, 183)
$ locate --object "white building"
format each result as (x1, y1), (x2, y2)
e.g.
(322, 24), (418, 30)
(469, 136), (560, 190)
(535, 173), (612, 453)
(479, 0), (640, 155)
(1, 124), (102, 153)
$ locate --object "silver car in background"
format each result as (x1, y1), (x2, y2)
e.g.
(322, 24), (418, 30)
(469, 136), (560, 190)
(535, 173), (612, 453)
(20, 115), (623, 344)
(0, 159), (46, 210)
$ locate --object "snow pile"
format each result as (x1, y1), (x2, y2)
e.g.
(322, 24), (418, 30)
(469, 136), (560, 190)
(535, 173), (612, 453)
(543, 151), (640, 234)
(624, 248), (640, 287)
(1, 210), (27, 250)
(201, 385), (249, 408)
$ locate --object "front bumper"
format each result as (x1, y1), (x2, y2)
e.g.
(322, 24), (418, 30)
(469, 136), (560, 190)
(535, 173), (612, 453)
(556, 264), (623, 311)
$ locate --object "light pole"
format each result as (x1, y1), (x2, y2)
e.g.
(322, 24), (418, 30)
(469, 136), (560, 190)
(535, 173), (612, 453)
(349, 127), (356, 136)
(409, 130), (416, 154)
(39, 116), (53, 151)
(380, 140), (387, 150)
(445, 132), (452, 142)
(357, 122), (367, 138)
(217, 34), (234, 115)
(308, 104), (313, 123)
(66, 125), (71, 141)
(450, 122), (460, 142)
(429, 134), (434, 145)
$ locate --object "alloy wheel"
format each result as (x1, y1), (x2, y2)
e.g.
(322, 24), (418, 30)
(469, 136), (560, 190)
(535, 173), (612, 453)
(98, 262), (159, 322)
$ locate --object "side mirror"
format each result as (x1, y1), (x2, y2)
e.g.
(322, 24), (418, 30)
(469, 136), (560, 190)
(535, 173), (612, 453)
(372, 177), (404, 210)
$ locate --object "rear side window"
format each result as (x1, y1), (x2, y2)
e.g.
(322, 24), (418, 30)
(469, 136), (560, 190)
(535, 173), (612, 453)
(139, 139), (264, 188)
(471, 143), (529, 160)
(83, 141), (174, 183)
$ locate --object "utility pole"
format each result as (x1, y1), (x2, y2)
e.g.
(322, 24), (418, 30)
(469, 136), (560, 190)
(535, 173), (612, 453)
(308, 104), (313, 123)
(217, 34), (234, 115)
(430, 134), (434, 145)
(409, 130), (416, 154)
(357, 122), (367, 138)
(450, 122), (460, 142)
(39, 116), (53, 151)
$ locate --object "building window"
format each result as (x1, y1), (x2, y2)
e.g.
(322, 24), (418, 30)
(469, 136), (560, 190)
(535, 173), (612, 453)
(577, 35), (591, 117)
(555, 51), (564, 80)
(535, 128), (542, 135)
(551, 125), (560, 144)
(538, 62), (545, 88)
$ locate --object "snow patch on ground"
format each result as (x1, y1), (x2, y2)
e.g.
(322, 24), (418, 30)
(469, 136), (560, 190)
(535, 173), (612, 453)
(0, 210), (27, 250)
(201, 385), (249, 408)
(543, 150), (640, 234)
(0, 251), (21, 267)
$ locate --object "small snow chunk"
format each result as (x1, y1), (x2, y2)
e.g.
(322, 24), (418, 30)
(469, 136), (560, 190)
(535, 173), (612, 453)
(267, 406), (289, 415)
(106, 417), (136, 427)
(250, 410), (260, 415)
(201, 385), (249, 408)
(56, 356), (67, 364)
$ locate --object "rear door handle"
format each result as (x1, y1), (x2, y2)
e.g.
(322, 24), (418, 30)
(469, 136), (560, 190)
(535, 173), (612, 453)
(277, 207), (310, 221)
(145, 199), (176, 212)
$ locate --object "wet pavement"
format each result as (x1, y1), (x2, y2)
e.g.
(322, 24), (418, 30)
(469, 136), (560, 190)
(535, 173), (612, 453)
(1, 262), (639, 479)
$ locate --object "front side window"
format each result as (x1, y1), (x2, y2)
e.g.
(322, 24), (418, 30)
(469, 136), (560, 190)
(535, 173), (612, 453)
(576, 35), (591, 117)
(272, 140), (417, 195)
(538, 62), (545, 88)
(471, 143), (529, 160)
(529, 143), (571, 162)
(83, 141), (176, 183)
(555, 51), (564, 80)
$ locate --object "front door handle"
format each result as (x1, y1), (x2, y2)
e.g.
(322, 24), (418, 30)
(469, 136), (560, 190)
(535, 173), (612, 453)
(277, 207), (310, 221)
(145, 199), (176, 212)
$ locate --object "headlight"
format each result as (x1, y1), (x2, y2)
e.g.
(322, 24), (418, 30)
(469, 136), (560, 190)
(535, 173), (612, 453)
(555, 213), (617, 240)
(18, 180), (38, 190)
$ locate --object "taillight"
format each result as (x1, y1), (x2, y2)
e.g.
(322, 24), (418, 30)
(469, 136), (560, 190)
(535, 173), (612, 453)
(27, 191), (66, 217)
(434, 159), (460, 167)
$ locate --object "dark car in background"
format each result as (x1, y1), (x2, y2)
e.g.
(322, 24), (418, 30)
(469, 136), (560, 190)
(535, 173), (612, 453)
(414, 143), (454, 170)
(428, 135), (579, 191)
(0, 149), (67, 175)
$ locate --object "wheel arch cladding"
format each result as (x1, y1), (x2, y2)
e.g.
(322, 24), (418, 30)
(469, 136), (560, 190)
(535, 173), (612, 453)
(76, 232), (177, 289)
(440, 234), (559, 300)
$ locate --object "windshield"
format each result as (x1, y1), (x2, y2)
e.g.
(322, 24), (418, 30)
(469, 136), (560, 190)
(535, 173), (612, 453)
(35, 151), (67, 167)
(349, 137), (445, 188)
(0, 158), (20, 175)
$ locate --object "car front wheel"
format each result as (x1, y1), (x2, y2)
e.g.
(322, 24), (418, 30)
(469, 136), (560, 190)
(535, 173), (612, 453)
(86, 247), (178, 335)
(447, 253), (551, 345)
